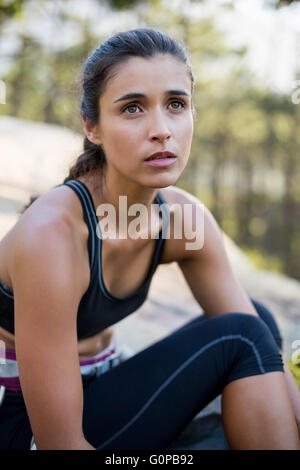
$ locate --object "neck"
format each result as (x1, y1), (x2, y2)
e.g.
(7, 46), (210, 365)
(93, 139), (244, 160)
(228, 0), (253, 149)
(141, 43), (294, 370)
(82, 166), (163, 240)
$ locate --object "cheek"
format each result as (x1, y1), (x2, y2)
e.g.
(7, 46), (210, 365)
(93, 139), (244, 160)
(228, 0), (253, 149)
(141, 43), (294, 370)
(103, 127), (129, 156)
(179, 119), (193, 145)
(108, 122), (140, 149)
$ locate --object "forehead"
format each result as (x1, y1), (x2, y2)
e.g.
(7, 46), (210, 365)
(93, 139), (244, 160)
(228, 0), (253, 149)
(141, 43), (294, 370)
(102, 54), (191, 102)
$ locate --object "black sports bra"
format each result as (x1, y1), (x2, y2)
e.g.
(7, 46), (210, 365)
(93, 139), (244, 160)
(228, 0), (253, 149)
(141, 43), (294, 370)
(0, 180), (170, 340)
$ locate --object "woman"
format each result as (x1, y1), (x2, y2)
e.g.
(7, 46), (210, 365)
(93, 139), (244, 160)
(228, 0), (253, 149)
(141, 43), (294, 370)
(0, 28), (299, 450)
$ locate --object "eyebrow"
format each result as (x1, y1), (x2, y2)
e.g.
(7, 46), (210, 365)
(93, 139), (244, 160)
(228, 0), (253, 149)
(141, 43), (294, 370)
(113, 90), (190, 103)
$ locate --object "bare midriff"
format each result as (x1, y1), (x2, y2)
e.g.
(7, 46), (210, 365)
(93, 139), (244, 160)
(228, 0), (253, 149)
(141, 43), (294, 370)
(0, 323), (114, 359)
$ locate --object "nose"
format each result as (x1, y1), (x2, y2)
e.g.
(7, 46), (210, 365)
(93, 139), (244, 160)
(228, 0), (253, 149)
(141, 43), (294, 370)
(148, 108), (171, 143)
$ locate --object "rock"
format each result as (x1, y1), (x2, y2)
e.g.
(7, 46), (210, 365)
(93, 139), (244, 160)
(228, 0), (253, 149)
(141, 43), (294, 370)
(0, 116), (82, 194)
(0, 116), (82, 239)
(166, 395), (230, 450)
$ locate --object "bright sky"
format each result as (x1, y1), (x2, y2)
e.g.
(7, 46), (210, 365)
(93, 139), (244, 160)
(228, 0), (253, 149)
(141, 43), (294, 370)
(168, 0), (300, 93)
(0, 0), (299, 94)
(215, 0), (300, 93)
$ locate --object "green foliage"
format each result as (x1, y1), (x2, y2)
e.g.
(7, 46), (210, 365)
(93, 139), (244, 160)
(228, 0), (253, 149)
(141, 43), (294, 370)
(0, 0), (26, 21)
(274, 0), (300, 7)
(108, 0), (143, 9)
(240, 246), (284, 273)
(1, 0), (300, 281)
(288, 360), (300, 389)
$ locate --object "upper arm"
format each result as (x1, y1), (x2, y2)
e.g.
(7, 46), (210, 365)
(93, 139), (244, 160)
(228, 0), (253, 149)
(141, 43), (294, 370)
(10, 214), (88, 449)
(178, 198), (258, 318)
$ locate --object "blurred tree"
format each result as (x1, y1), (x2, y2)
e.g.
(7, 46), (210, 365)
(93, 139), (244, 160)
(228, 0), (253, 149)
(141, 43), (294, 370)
(274, 0), (300, 6)
(0, 0), (299, 280)
(0, 0), (26, 24)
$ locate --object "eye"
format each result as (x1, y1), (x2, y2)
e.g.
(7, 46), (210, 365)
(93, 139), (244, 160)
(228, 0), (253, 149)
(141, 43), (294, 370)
(122, 99), (186, 114)
(122, 103), (140, 114)
(169, 100), (186, 110)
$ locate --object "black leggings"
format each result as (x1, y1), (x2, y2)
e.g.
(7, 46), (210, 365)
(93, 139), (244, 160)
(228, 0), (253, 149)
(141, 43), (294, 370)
(0, 298), (284, 450)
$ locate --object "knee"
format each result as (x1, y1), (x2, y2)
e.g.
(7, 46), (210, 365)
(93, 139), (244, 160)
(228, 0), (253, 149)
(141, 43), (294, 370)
(209, 311), (274, 342)
(209, 313), (284, 383)
(208, 312), (281, 362)
(249, 297), (283, 351)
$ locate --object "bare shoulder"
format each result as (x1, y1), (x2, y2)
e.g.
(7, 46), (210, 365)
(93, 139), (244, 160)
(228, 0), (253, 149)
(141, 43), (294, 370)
(159, 185), (216, 263)
(159, 185), (201, 206)
(6, 185), (90, 292)
(160, 185), (208, 218)
(164, 190), (259, 318)
(16, 184), (86, 233)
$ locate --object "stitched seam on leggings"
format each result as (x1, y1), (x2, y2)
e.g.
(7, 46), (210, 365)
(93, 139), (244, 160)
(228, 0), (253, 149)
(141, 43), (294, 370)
(97, 334), (265, 448)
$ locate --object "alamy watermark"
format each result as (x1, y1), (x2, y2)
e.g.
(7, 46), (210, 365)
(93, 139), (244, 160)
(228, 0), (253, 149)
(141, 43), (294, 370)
(291, 340), (300, 366)
(0, 80), (6, 104)
(95, 198), (205, 251)
(291, 80), (300, 105)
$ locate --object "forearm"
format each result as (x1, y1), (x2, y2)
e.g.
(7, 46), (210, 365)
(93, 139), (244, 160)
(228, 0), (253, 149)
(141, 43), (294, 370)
(36, 436), (96, 450)
(71, 438), (96, 450)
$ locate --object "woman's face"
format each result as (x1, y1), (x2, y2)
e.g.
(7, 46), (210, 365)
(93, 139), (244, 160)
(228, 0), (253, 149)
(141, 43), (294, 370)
(92, 54), (194, 188)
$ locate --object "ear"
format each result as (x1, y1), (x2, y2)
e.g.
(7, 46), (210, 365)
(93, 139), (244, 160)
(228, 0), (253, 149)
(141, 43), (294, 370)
(82, 115), (102, 146)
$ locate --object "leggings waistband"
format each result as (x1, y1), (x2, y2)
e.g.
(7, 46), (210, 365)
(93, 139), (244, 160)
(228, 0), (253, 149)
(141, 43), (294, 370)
(0, 337), (120, 392)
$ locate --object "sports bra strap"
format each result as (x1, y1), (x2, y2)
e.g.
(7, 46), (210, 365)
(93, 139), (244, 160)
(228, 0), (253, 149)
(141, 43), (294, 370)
(63, 180), (98, 272)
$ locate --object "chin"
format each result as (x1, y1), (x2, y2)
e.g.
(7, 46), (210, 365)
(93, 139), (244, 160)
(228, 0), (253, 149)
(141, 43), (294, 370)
(144, 172), (180, 188)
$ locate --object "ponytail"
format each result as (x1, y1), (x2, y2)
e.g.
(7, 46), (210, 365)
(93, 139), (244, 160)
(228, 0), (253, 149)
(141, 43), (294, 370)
(63, 136), (105, 184)
(19, 136), (105, 215)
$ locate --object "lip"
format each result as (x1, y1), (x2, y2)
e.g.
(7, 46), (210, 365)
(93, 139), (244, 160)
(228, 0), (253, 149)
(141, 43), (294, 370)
(144, 158), (177, 168)
(144, 151), (177, 161)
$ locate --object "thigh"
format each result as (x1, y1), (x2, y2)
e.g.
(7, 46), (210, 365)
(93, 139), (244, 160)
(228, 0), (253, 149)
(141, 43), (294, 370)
(82, 318), (218, 450)
(82, 312), (282, 450)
